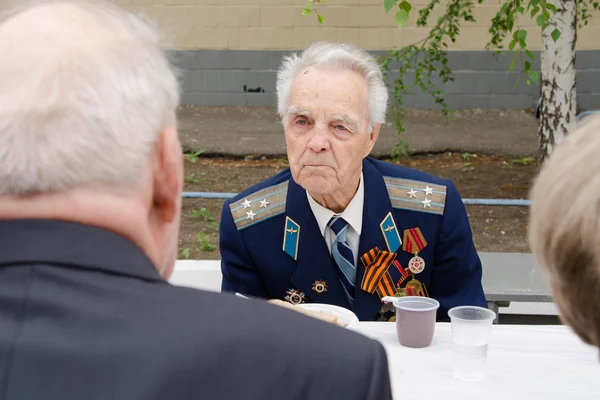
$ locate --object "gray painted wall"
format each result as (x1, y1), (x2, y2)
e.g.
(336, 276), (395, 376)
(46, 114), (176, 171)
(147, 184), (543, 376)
(167, 50), (600, 110)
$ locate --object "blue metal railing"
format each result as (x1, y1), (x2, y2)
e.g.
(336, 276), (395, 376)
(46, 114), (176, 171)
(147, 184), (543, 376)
(577, 110), (600, 122)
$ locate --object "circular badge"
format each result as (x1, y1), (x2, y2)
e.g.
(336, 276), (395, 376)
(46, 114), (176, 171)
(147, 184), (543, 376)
(408, 255), (425, 274)
(289, 293), (302, 304)
(285, 288), (306, 305)
(312, 280), (328, 295)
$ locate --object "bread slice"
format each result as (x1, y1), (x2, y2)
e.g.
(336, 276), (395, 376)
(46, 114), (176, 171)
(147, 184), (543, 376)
(268, 299), (339, 325)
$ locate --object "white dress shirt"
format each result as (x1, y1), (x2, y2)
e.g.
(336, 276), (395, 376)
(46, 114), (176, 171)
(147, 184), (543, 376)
(306, 173), (364, 268)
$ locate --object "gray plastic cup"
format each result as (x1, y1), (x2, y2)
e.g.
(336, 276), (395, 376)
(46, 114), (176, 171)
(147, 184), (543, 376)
(388, 296), (440, 348)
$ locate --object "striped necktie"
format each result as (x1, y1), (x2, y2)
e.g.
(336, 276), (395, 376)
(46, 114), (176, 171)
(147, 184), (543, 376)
(328, 216), (356, 302)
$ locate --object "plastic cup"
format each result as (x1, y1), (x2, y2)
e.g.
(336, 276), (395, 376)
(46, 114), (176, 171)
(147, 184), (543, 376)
(448, 306), (497, 381)
(387, 296), (440, 348)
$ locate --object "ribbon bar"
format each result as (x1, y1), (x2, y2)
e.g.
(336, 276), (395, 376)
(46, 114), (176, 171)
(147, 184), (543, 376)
(402, 227), (428, 255)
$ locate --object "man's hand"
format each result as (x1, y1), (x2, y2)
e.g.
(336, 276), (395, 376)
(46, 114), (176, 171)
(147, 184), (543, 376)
(268, 299), (339, 325)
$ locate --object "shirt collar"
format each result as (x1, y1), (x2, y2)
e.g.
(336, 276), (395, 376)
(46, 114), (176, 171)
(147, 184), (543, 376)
(306, 172), (364, 236)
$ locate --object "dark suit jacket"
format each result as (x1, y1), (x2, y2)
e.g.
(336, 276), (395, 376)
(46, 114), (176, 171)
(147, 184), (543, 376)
(0, 219), (392, 400)
(220, 157), (487, 322)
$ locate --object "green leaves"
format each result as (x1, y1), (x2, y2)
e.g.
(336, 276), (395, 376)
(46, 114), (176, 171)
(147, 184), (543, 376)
(536, 12), (549, 26)
(396, 10), (409, 27)
(508, 29), (527, 51)
(551, 28), (561, 42)
(394, 0), (412, 28)
(384, 0), (396, 13)
(509, 53), (518, 73)
(522, 60), (539, 85)
(491, 0), (550, 87)
(300, 1), (324, 25)
(525, 49), (535, 60)
(398, 0), (412, 12)
(528, 70), (539, 84)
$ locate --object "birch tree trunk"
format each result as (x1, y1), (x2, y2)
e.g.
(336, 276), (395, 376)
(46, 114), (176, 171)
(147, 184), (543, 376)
(539, 0), (577, 163)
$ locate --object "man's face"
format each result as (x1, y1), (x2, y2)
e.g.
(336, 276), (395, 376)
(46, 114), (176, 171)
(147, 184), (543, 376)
(284, 67), (378, 196)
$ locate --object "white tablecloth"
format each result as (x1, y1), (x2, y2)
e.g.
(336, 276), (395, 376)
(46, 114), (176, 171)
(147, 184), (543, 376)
(351, 322), (600, 400)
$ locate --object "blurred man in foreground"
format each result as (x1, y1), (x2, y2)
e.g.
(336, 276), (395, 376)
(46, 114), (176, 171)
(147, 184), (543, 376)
(529, 116), (600, 350)
(0, 1), (392, 399)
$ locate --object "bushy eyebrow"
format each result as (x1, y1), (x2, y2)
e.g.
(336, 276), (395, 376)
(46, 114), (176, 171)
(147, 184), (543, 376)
(286, 106), (362, 131)
(286, 106), (310, 118)
(331, 114), (360, 131)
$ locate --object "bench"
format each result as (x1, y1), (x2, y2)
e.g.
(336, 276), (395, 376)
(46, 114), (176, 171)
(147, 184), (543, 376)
(478, 252), (555, 323)
(170, 252), (556, 323)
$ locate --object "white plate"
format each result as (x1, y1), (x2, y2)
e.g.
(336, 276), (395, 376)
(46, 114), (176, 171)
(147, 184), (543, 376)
(297, 303), (359, 328)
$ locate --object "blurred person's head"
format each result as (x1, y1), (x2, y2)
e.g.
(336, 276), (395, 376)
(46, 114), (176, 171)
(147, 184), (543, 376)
(276, 41), (387, 211)
(529, 115), (600, 348)
(0, 0), (182, 278)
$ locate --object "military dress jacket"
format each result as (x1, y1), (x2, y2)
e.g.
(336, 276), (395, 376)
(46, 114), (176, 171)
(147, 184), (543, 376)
(220, 156), (487, 321)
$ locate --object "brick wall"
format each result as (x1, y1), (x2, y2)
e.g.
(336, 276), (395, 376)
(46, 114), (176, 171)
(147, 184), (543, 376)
(1, 0), (598, 109)
(2, 0), (598, 51)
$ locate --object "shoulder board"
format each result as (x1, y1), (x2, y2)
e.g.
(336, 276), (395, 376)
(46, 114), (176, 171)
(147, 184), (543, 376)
(383, 176), (446, 216)
(229, 181), (289, 231)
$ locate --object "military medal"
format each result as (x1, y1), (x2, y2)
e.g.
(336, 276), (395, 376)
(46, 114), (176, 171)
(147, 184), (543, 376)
(400, 228), (430, 297)
(408, 255), (425, 274)
(285, 288), (306, 304)
(405, 275), (424, 293)
(403, 228), (428, 275)
(405, 273), (429, 297)
(311, 280), (328, 295)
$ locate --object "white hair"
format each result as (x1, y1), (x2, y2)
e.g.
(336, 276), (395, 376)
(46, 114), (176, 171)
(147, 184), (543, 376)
(0, 0), (180, 196)
(276, 41), (388, 129)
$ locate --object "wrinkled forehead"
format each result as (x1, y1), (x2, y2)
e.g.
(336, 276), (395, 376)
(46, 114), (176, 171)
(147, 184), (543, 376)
(286, 66), (370, 127)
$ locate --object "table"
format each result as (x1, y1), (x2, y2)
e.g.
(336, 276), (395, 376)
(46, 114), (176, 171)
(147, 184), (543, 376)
(351, 322), (600, 400)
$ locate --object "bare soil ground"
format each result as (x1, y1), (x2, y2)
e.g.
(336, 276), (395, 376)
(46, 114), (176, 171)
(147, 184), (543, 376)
(180, 153), (535, 260)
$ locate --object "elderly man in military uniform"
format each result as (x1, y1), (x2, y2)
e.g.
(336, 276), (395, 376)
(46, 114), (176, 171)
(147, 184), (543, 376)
(219, 41), (487, 321)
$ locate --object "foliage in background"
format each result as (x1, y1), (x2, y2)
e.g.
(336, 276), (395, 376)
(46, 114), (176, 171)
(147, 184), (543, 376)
(183, 150), (206, 163)
(303, 0), (599, 160)
(302, 0), (326, 24)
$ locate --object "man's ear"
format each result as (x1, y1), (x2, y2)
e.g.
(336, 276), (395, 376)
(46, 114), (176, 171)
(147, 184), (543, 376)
(364, 123), (381, 157)
(152, 127), (182, 223)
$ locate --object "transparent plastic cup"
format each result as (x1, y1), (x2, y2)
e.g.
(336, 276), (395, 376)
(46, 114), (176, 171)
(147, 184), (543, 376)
(448, 306), (497, 381)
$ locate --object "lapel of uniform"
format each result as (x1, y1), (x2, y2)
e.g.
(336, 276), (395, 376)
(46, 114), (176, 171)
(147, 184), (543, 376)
(353, 159), (402, 321)
(282, 177), (350, 308)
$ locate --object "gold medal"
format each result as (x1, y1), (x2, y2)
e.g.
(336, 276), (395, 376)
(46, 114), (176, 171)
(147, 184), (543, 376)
(405, 277), (423, 294)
